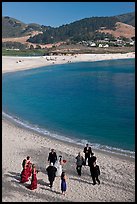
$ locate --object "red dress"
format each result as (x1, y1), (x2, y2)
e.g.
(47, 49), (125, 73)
(26, 161), (32, 177)
(20, 167), (29, 183)
(28, 168), (37, 190)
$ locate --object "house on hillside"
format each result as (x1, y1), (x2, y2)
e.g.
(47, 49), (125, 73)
(129, 41), (135, 46)
(103, 44), (109, 47)
(98, 44), (103, 48)
(90, 42), (96, 47)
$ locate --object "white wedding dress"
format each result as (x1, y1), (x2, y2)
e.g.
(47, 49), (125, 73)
(54, 160), (62, 177)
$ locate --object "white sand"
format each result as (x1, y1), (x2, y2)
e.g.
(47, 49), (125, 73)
(2, 53), (135, 202)
(2, 52), (135, 73)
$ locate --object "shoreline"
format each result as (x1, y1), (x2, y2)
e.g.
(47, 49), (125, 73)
(2, 117), (135, 202)
(2, 111), (135, 160)
(3, 117), (135, 163)
(2, 52), (135, 74)
(2, 53), (135, 158)
(2, 53), (135, 202)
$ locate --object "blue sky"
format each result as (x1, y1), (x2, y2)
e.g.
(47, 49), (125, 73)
(2, 2), (135, 27)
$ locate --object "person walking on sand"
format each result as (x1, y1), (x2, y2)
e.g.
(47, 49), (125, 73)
(46, 162), (57, 189)
(20, 159), (29, 183)
(22, 158), (27, 169)
(61, 171), (67, 195)
(91, 161), (100, 185)
(27, 164), (38, 190)
(75, 152), (84, 176)
(48, 149), (57, 165)
(88, 152), (97, 176)
(83, 143), (92, 165)
(54, 155), (63, 177)
(26, 156), (32, 178)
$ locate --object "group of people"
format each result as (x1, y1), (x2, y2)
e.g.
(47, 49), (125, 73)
(20, 156), (38, 190)
(75, 144), (100, 185)
(47, 149), (67, 195)
(20, 149), (67, 195)
(20, 144), (100, 193)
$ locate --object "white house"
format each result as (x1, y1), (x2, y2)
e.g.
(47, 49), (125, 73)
(90, 43), (96, 47)
(103, 44), (109, 47)
(98, 44), (103, 47)
(129, 41), (135, 46)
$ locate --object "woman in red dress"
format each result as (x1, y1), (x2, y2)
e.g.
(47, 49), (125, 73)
(26, 156), (32, 178)
(28, 164), (38, 190)
(20, 159), (29, 183)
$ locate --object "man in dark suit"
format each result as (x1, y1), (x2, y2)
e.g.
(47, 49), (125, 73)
(83, 144), (92, 165)
(92, 162), (100, 185)
(88, 152), (96, 173)
(46, 162), (57, 189)
(88, 153), (100, 185)
(48, 149), (57, 165)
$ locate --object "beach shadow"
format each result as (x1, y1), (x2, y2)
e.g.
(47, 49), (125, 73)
(38, 179), (49, 187)
(40, 186), (61, 195)
(3, 179), (70, 202)
(5, 171), (32, 187)
(5, 171), (21, 181)
(102, 180), (133, 193)
(38, 167), (47, 174)
(11, 179), (31, 188)
(4, 172), (31, 189)
(69, 177), (92, 185)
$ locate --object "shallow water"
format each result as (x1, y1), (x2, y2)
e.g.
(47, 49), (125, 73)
(2, 59), (135, 158)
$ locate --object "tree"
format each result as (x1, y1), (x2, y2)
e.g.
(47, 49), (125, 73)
(35, 44), (41, 49)
(30, 44), (34, 50)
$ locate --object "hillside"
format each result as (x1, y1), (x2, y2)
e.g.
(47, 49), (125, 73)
(27, 12), (135, 44)
(115, 12), (135, 27)
(98, 22), (135, 39)
(2, 12), (135, 47)
(2, 16), (51, 38)
(27, 16), (118, 44)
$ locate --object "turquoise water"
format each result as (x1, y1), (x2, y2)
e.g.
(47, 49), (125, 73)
(2, 59), (135, 157)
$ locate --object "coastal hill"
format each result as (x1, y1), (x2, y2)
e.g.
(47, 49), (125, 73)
(2, 12), (135, 54)
(116, 12), (135, 27)
(3, 12), (135, 41)
(27, 12), (135, 44)
(2, 16), (51, 38)
(98, 22), (135, 39)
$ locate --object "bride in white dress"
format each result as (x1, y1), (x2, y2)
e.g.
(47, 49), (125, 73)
(55, 156), (63, 177)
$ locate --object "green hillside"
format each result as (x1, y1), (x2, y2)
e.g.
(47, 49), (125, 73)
(28, 16), (118, 44)
(27, 12), (135, 44)
(2, 16), (51, 38)
(115, 12), (135, 27)
(2, 12), (135, 43)
(2, 16), (26, 37)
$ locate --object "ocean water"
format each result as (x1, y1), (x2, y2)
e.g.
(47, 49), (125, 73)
(2, 59), (135, 158)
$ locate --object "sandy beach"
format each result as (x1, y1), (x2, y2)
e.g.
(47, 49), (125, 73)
(2, 53), (135, 202)
(2, 52), (135, 73)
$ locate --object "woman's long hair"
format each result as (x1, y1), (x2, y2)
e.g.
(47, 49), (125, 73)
(61, 171), (65, 179)
(32, 164), (35, 174)
(22, 159), (26, 168)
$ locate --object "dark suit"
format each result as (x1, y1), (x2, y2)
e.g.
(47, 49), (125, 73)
(90, 162), (100, 185)
(83, 146), (92, 164)
(88, 155), (97, 179)
(48, 152), (57, 165)
(46, 166), (57, 188)
(88, 155), (96, 167)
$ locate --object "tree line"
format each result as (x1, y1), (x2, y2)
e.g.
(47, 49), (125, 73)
(27, 17), (118, 44)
